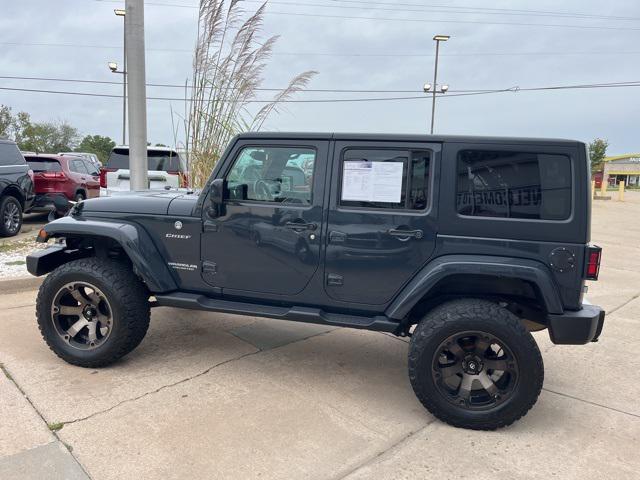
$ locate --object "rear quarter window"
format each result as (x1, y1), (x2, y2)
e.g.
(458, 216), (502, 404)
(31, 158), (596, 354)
(0, 143), (26, 166)
(456, 150), (572, 220)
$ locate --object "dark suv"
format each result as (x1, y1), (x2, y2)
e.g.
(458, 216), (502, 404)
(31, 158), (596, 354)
(27, 133), (604, 430)
(0, 139), (34, 236)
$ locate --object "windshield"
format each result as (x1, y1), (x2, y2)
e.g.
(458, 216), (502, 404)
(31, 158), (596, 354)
(26, 159), (62, 172)
(106, 148), (181, 172)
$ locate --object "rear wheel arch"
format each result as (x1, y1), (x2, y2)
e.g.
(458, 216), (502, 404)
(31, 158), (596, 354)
(2, 186), (26, 209)
(386, 255), (563, 327)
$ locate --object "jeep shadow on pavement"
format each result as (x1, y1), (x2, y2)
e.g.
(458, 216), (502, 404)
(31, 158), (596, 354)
(27, 133), (605, 430)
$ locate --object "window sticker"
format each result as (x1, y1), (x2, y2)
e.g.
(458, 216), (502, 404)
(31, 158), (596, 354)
(342, 161), (404, 203)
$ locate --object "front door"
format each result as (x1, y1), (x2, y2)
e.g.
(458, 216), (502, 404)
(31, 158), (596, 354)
(324, 141), (440, 306)
(201, 140), (328, 297)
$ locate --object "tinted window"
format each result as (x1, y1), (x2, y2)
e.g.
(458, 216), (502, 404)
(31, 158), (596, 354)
(339, 149), (431, 210)
(226, 147), (315, 205)
(456, 150), (571, 220)
(0, 143), (26, 166)
(106, 148), (181, 172)
(26, 159), (62, 172)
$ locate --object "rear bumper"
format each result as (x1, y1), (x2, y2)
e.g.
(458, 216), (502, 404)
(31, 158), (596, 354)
(547, 303), (605, 345)
(31, 193), (68, 210)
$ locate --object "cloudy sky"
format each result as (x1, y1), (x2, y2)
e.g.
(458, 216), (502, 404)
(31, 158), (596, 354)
(1, 0), (639, 154)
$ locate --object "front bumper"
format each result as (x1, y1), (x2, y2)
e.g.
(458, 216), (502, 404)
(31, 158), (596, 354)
(547, 303), (605, 345)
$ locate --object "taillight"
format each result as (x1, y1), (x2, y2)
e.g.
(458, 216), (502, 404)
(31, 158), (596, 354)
(100, 167), (116, 188)
(42, 172), (66, 179)
(586, 245), (602, 280)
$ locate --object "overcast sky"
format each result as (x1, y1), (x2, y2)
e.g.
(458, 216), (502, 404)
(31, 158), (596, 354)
(1, 0), (639, 154)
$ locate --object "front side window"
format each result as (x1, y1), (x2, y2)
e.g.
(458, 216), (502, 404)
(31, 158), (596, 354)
(339, 149), (431, 210)
(226, 146), (316, 205)
(456, 150), (572, 220)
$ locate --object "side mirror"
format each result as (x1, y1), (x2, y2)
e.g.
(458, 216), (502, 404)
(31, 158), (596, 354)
(208, 178), (226, 217)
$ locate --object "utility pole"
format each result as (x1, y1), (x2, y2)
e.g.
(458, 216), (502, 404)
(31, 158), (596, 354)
(125, 0), (148, 191)
(114, 9), (127, 145)
(429, 34), (450, 135)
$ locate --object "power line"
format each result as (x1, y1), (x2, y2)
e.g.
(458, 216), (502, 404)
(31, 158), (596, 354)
(3, 42), (640, 58)
(96, 0), (640, 31)
(1, 82), (639, 103)
(3, 75), (640, 94)
(293, 0), (640, 21)
(96, 0), (640, 22)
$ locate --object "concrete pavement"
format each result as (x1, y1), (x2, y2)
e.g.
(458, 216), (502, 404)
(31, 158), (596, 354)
(0, 193), (639, 479)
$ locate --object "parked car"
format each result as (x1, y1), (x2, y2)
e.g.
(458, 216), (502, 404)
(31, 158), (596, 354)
(0, 139), (34, 236)
(24, 154), (100, 209)
(100, 146), (188, 194)
(59, 152), (101, 168)
(29, 132), (604, 430)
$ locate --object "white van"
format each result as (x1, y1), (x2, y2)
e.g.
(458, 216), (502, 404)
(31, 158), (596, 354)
(100, 146), (188, 194)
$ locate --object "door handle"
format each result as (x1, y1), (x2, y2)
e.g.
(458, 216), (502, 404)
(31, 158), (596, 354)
(388, 228), (424, 240)
(285, 221), (317, 232)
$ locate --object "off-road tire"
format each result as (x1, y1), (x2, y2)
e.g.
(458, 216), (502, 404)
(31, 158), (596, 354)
(36, 258), (151, 368)
(408, 298), (544, 430)
(0, 195), (23, 237)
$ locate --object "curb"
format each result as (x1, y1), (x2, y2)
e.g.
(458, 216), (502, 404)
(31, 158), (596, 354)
(0, 276), (43, 294)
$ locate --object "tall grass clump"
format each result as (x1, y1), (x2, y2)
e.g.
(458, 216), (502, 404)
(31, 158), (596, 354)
(185, 0), (317, 187)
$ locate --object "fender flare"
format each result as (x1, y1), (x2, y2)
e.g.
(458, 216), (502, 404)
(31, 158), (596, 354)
(385, 255), (564, 320)
(35, 216), (177, 292)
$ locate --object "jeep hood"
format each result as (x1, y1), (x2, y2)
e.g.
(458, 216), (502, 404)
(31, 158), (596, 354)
(79, 191), (189, 215)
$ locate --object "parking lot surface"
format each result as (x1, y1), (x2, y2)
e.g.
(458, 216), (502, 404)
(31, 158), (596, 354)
(1, 193), (639, 479)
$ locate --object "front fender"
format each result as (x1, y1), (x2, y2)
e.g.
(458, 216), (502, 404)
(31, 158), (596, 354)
(30, 216), (178, 293)
(385, 255), (564, 320)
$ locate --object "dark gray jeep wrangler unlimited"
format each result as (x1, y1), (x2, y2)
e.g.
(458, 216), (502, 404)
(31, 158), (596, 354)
(28, 133), (605, 430)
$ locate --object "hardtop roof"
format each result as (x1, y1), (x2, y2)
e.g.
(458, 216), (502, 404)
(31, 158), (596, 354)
(233, 132), (582, 146)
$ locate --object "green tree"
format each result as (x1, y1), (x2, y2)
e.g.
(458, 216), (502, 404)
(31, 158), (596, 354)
(589, 138), (609, 172)
(19, 120), (80, 153)
(0, 105), (32, 143)
(77, 135), (116, 163)
(0, 105), (12, 138)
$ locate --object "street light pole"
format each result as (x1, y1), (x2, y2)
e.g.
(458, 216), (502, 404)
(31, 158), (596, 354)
(125, 0), (148, 191)
(430, 34), (450, 135)
(114, 9), (127, 145)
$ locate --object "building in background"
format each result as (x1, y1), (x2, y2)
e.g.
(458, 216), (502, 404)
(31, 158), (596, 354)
(596, 153), (640, 188)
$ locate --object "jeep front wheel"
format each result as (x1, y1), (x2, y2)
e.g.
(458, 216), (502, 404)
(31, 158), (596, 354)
(36, 258), (151, 368)
(408, 299), (543, 430)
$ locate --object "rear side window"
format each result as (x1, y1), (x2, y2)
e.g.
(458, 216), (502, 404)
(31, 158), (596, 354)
(0, 143), (26, 166)
(456, 150), (572, 220)
(70, 159), (89, 174)
(26, 159), (62, 172)
(339, 149), (431, 210)
(106, 149), (181, 172)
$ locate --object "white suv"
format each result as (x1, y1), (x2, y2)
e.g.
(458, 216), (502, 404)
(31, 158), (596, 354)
(100, 146), (188, 194)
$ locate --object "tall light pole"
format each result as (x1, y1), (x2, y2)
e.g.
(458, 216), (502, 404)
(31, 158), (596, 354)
(429, 34), (450, 134)
(114, 8), (126, 145)
(125, 0), (148, 191)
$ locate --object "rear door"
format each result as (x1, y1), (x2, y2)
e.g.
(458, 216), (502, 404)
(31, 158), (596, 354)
(324, 141), (440, 306)
(82, 160), (101, 198)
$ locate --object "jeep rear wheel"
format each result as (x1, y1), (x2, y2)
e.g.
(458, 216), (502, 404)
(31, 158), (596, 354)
(36, 258), (150, 368)
(408, 299), (543, 430)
